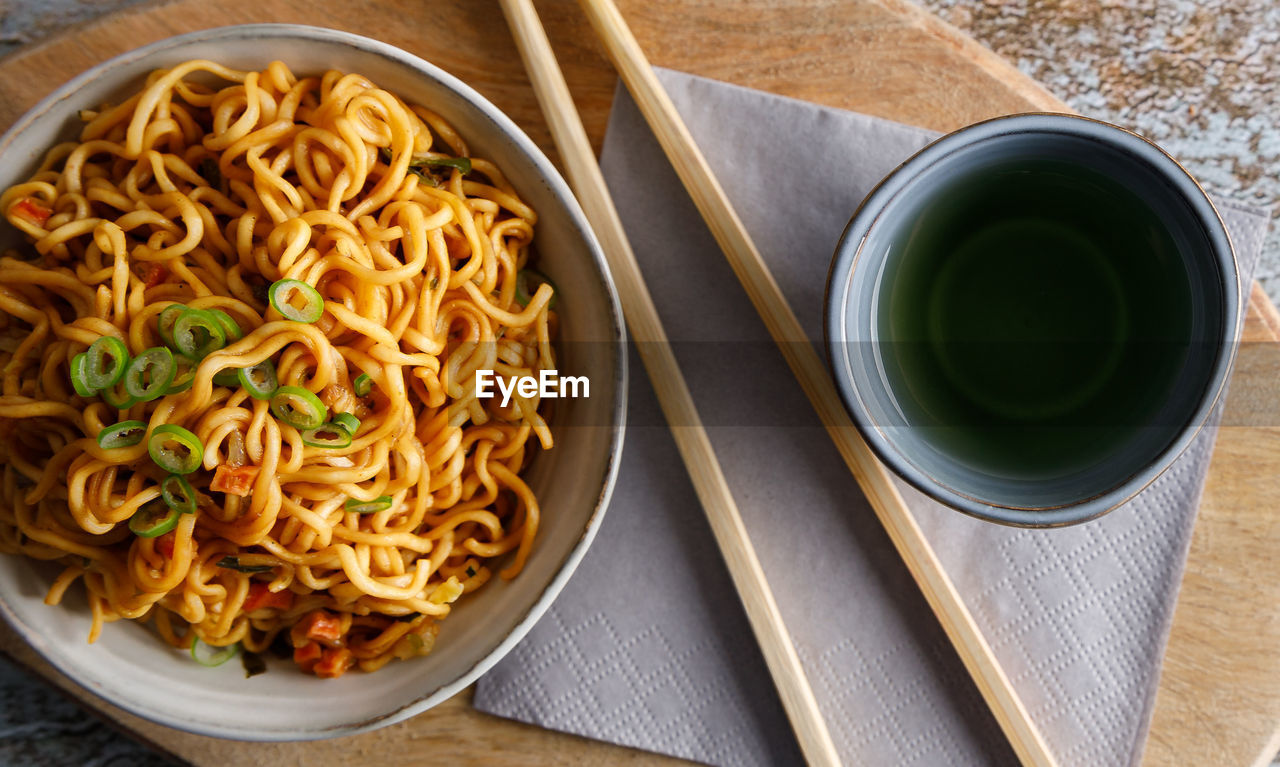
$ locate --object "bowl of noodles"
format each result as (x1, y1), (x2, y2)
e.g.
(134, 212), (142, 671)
(0, 24), (625, 739)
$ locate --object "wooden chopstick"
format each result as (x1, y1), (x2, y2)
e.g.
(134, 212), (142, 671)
(497, 1), (843, 764)
(570, 1), (1061, 766)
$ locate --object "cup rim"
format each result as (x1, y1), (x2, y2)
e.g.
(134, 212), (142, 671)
(824, 112), (1241, 527)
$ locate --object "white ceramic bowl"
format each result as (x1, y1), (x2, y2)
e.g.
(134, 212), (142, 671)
(0, 25), (626, 740)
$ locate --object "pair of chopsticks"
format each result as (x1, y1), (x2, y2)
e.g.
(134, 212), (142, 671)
(498, 1), (1059, 765)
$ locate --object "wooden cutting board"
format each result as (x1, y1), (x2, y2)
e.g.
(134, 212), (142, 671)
(0, 1), (1276, 765)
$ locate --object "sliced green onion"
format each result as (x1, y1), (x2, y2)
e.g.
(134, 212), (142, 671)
(332, 413), (360, 435)
(212, 368), (241, 387)
(160, 473), (197, 515)
(157, 304), (186, 348)
(344, 495), (393, 514)
(208, 309), (243, 342)
(165, 355), (197, 395)
(123, 346), (176, 402)
(217, 556), (273, 574)
(411, 154), (471, 175)
(70, 353), (96, 397)
(84, 336), (130, 390)
(172, 308), (226, 359)
(191, 637), (239, 667)
(128, 498), (180, 538)
(268, 279), (323, 323)
(97, 420), (146, 449)
(352, 373), (372, 397)
(269, 386), (327, 431)
(148, 424), (204, 475)
(380, 148), (472, 181)
(237, 359), (278, 400)
(515, 268), (558, 310)
(100, 381), (138, 410)
(301, 423), (353, 449)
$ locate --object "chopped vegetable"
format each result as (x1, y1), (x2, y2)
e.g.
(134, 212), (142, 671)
(97, 420), (146, 449)
(155, 531), (176, 559)
(165, 355), (197, 395)
(157, 304), (185, 348)
(269, 386), (328, 430)
(123, 346), (176, 402)
(11, 198), (52, 226)
(344, 495), (393, 514)
(99, 380), (137, 410)
(332, 413), (360, 435)
(172, 308), (226, 359)
(148, 424), (204, 475)
(212, 368), (241, 387)
(208, 309), (242, 342)
(515, 268), (558, 309)
(210, 464), (258, 496)
(293, 641), (323, 674)
(160, 473), (197, 515)
(190, 637), (239, 667)
(297, 610), (343, 647)
(380, 148), (472, 185)
(138, 263), (168, 289)
(128, 498), (180, 538)
(84, 336), (130, 390)
(241, 650), (268, 679)
(301, 423), (352, 449)
(242, 582), (293, 612)
(428, 576), (464, 605)
(313, 647), (354, 679)
(417, 155), (471, 174)
(391, 632), (432, 660)
(237, 359), (278, 400)
(352, 373), (373, 397)
(70, 353), (96, 397)
(268, 279), (324, 323)
(217, 556), (273, 574)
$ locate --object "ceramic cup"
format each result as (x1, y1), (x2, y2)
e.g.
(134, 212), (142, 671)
(825, 113), (1240, 527)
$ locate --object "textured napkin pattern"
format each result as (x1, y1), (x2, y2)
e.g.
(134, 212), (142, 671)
(474, 69), (1271, 766)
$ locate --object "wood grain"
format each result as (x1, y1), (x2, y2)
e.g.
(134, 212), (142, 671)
(1142, 283), (1280, 767)
(499, 0), (841, 763)
(575, 0), (1056, 764)
(0, 1), (1275, 765)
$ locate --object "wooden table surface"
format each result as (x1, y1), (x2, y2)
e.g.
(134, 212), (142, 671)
(0, 1), (1277, 765)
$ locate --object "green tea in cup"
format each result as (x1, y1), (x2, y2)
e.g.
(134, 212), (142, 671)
(826, 114), (1239, 526)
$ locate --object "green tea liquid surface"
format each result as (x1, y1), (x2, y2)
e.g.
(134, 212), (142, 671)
(882, 159), (1194, 481)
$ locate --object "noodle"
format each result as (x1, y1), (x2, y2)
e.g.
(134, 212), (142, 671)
(0, 60), (558, 678)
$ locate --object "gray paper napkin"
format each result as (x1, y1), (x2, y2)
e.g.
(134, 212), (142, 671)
(474, 69), (1271, 766)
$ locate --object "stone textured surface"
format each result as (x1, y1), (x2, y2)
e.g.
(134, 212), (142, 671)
(917, 0), (1280, 303)
(0, 0), (1275, 765)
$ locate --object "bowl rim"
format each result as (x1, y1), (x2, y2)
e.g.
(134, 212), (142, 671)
(0, 22), (628, 740)
(824, 111), (1241, 528)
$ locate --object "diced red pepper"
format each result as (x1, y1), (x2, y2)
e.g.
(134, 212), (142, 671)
(138, 263), (169, 289)
(242, 581), (294, 612)
(210, 464), (259, 497)
(155, 531), (176, 559)
(296, 610), (343, 648)
(313, 647), (355, 679)
(11, 198), (52, 226)
(293, 641), (323, 674)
